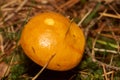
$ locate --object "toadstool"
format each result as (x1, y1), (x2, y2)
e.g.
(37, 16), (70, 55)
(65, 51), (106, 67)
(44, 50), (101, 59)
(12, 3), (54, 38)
(20, 12), (85, 71)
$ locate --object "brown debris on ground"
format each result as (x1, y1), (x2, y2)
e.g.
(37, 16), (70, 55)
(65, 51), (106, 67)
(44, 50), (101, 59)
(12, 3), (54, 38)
(0, 0), (120, 80)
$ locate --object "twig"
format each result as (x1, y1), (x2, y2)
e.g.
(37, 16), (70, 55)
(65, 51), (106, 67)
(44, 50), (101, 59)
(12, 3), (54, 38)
(99, 13), (120, 19)
(1, 0), (17, 9)
(0, 34), (4, 54)
(86, 47), (120, 71)
(32, 53), (56, 80)
(106, 20), (120, 54)
(100, 34), (120, 40)
(109, 54), (114, 67)
(68, 74), (76, 80)
(96, 39), (118, 49)
(49, 0), (63, 13)
(94, 48), (118, 54)
(102, 71), (114, 80)
(102, 64), (109, 80)
(108, 4), (119, 16)
(102, 71), (114, 76)
(1, 8), (15, 11)
(3, 53), (15, 78)
(3, 0), (28, 22)
(60, 0), (79, 9)
(78, 9), (93, 26)
(84, 9), (107, 39)
(111, 70), (114, 80)
(91, 22), (105, 61)
(84, 18), (97, 39)
(96, 59), (120, 71)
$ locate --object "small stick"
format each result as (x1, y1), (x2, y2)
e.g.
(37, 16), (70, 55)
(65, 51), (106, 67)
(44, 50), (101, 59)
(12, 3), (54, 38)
(99, 13), (120, 19)
(106, 20), (120, 54)
(3, 53), (15, 78)
(108, 4), (119, 16)
(4, 0), (28, 22)
(32, 53), (56, 80)
(102, 71), (114, 76)
(91, 23), (105, 61)
(65, 19), (74, 36)
(86, 47), (120, 71)
(95, 58), (120, 71)
(1, 0), (17, 9)
(78, 9), (93, 26)
(94, 48), (118, 54)
(102, 64), (109, 80)
(84, 9), (107, 39)
(0, 34), (4, 54)
(60, 0), (79, 9)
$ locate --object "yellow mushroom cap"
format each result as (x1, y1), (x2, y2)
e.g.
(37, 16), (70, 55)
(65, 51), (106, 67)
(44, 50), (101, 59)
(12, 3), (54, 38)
(20, 12), (85, 71)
